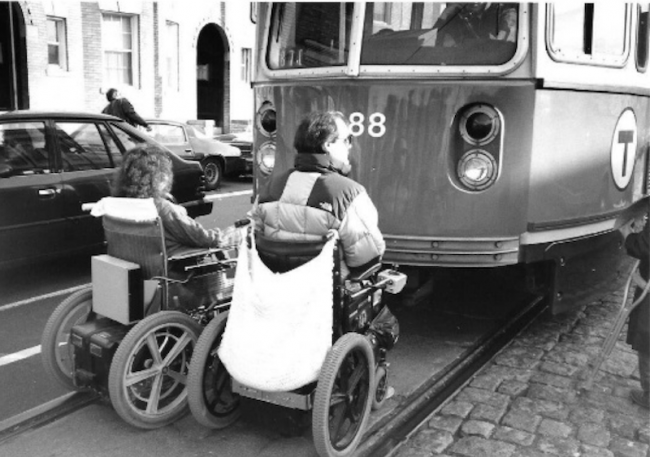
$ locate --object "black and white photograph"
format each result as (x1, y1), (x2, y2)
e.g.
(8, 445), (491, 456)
(0, 3), (649, 457)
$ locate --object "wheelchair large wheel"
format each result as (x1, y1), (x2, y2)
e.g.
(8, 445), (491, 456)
(312, 333), (375, 457)
(187, 311), (241, 429)
(108, 311), (201, 429)
(41, 287), (95, 390)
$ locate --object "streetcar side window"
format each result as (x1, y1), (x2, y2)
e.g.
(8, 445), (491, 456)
(360, 3), (519, 66)
(267, 3), (354, 69)
(549, 4), (629, 67)
(636, 5), (649, 72)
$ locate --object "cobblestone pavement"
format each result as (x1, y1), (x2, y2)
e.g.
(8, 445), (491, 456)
(392, 268), (650, 457)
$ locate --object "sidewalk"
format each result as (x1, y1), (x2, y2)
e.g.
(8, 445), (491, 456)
(393, 262), (650, 457)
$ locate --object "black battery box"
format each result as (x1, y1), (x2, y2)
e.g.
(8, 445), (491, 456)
(70, 318), (129, 393)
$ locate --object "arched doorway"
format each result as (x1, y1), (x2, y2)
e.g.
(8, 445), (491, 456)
(196, 24), (229, 133)
(0, 2), (28, 111)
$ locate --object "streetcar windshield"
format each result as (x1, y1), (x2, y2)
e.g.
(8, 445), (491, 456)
(361, 3), (519, 66)
(267, 3), (354, 69)
(265, 2), (520, 70)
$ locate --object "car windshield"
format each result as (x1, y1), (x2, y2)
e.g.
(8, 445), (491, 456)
(266, 2), (519, 69)
(149, 124), (187, 144)
(361, 3), (519, 66)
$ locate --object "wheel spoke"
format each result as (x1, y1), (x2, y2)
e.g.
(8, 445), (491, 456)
(145, 372), (164, 414)
(125, 366), (159, 387)
(162, 331), (192, 366)
(166, 368), (187, 385)
(329, 399), (348, 444)
(345, 357), (365, 397)
(329, 391), (347, 408)
(145, 334), (164, 366)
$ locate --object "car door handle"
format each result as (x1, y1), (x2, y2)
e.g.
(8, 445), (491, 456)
(185, 148), (193, 153)
(38, 188), (57, 198)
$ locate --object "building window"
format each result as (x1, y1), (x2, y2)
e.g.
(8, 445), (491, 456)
(47, 17), (67, 70)
(373, 2), (393, 24)
(241, 47), (252, 83)
(166, 21), (179, 91)
(102, 13), (138, 86)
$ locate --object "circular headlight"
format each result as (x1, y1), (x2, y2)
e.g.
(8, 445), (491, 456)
(459, 105), (500, 146)
(257, 142), (276, 174)
(257, 103), (277, 137)
(457, 149), (497, 191)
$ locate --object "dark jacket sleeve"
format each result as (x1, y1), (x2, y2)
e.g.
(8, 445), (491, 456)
(121, 99), (149, 128)
(626, 228), (650, 260)
(626, 226), (650, 280)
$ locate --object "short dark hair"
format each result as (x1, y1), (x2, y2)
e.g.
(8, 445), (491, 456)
(112, 145), (173, 199)
(106, 88), (118, 102)
(293, 111), (348, 154)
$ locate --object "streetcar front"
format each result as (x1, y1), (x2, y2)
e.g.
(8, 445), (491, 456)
(251, 3), (649, 276)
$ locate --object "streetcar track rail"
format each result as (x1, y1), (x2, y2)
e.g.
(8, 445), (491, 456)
(358, 294), (548, 457)
(0, 391), (97, 444)
(0, 294), (548, 452)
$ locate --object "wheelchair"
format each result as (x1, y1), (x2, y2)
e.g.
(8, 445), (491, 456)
(41, 198), (238, 429)
(185, 229), (406, 457)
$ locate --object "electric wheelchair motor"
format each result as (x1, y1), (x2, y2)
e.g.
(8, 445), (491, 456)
(41, 198), (237, 429)
(186, 229), (406, 457)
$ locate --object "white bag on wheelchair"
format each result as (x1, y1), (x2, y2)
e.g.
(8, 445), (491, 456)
(218, 234), (335, 392)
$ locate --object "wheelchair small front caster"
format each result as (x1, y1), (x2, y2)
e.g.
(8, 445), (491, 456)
(372, 364), (393, 410)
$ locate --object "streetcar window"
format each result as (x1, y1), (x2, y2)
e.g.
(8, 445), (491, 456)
(267, 3), (354, 69)
(360, 3), (519, 66)
(593, 4), (626, 56)
(549, 4), (629, 66)
(636, 5), (649, 72)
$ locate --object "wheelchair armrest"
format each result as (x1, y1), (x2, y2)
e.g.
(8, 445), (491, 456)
(168, 247), (220, 262)
(348, 262), (382, 281)
(170, 246), (238, 272)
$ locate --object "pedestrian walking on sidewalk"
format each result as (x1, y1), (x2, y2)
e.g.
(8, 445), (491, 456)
(102, 88), (151, 131)
(620, 215), (650, 409)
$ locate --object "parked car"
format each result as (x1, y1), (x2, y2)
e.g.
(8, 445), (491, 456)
(146, 119), (242, 190)
(0, 111), (212, 269)
(214, 130), (253, 176)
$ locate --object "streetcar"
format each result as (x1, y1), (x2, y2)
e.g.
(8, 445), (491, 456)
(249, 3), (650, 312)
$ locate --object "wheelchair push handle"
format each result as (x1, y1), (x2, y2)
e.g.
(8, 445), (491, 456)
(234, 218), (251, 228)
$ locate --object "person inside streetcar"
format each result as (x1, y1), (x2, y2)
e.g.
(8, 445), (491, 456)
(433, 2), (518, 47)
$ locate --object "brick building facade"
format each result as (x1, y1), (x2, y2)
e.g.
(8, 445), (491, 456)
(0, 1), (255, 134)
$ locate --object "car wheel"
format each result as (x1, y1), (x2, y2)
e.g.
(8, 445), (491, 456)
(203, 159), (223, 191)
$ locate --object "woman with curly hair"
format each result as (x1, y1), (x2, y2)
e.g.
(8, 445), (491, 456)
(112, 144), (240, 256)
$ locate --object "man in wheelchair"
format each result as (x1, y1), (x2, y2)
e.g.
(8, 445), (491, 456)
(250, 110), (385, 278)
(187, 111), (405, 456)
